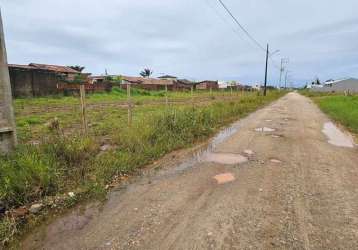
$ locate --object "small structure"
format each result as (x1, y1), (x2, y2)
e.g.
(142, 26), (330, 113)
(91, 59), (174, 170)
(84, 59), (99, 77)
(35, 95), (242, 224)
(121, 76), (194, 91)
(196, 80), (219, 90)
(8, 63), (87, 97)
(175, 79), (195, 91)
(310, 78), (358, 93)
(121, 76), (174, 90)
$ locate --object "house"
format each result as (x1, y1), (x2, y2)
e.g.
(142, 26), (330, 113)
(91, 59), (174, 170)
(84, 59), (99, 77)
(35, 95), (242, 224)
(158, 75), (177, 80)
(120, 76), (195, 91)
(218, 81), (240, 89)
(175, 79), (195, 91)
(218, 81), (229, 89)
(252, 84), (261, 91)
(196, 80), (219, 90)
(8, 63), (86, 97)
(121, 76), (175, 91)
(89, 75), (106, 84)
(310, 78), (358, 93)
(89, 75), (122, 84)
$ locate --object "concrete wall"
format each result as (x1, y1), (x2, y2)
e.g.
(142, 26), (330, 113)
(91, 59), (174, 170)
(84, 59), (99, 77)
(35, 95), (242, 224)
(32, 71), (60, 96)
(9, 68), (60, 97)
(9, 69), (33, 97)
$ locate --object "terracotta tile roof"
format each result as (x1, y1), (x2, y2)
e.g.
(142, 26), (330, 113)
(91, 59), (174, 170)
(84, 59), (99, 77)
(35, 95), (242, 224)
(8, 64), (36, 70)
(29, 63), (80, 73)
(122, 76), (174, 85)
(8, 63), (80, 73)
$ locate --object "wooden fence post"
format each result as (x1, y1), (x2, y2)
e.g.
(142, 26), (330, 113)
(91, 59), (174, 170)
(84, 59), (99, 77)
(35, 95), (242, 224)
(165, 83), (168, 106)
(191, 85), (194, 106)
(127, 84), (132, 126)
(79, 84), (88, 135)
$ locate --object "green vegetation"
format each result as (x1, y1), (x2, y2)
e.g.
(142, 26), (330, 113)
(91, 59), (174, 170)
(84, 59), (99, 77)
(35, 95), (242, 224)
(303, 91), (358, 134)
(0, 89), (284, 245)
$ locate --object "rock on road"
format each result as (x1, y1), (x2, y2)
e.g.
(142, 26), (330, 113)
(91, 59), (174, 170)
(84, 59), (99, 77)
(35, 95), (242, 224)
(23, 93), (358, 250)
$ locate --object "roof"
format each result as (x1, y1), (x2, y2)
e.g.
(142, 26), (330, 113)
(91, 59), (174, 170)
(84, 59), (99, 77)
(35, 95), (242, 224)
(29, 63), (80, 73)
(197, 80), (218, 84)
(325, 78), (358, 85)
(8, 63), (81, 74)
(122, 76), (174, 85)
(158, 75), (177, 79)
(177, 79), (195, 85)
(8, 64), (36, 70)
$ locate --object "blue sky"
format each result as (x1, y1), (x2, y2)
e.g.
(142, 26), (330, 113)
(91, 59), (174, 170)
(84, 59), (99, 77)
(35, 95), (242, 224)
(2, 0), (358, 87)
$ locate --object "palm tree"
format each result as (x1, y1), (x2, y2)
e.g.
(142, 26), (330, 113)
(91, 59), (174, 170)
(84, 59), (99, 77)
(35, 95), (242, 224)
(140, 68), (153, 78)
(69, 65), (85, 72)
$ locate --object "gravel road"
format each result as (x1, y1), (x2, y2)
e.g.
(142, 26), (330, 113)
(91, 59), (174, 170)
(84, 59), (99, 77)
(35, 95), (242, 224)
(22, 92), (358, 250)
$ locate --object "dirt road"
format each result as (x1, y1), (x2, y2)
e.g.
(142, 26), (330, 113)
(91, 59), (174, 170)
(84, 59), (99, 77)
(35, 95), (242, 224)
(22, 93), (358, 249)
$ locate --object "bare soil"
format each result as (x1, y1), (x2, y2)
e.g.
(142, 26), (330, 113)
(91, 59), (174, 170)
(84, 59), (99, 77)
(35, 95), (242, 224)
(21, 93), (358, 249)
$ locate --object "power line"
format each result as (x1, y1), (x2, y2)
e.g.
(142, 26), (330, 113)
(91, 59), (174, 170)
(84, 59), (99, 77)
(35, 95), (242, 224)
(203, 0), (246, 43)
(216, 0), (266, 52)
(215, 0), (282, 70)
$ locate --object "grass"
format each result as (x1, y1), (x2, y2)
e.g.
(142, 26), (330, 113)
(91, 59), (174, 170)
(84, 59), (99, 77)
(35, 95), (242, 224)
(302, 91), (358, 134)
(0, 89), (284, 246)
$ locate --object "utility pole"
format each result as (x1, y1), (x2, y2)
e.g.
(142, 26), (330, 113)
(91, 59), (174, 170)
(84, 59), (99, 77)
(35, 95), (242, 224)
(285, 71), (288, 89)
(279, 59), (284, 89)
(263, 44), (269, 96)
(279, 58), (289, 89)
(0, 10), (17, 153)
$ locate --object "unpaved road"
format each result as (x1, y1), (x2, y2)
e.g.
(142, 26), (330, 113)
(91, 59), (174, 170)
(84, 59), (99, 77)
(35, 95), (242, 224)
(22, 93), (358, 250)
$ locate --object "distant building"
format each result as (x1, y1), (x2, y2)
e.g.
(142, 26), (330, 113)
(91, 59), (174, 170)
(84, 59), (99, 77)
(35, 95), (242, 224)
(121, 76), (194, 91)
(310, 78), (358, 93)
(252, 84), (261, 91)
(196, 80), (219, 90)
(8, 63), (86, 97)
(158, 75), (177, 80)
(219, 81), (241, 89)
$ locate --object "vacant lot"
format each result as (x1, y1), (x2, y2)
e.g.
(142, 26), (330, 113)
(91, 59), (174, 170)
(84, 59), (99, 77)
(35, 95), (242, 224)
(0, 88), (284, 246)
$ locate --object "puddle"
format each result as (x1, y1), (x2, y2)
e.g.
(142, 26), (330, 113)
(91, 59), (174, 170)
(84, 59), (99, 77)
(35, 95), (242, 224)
(255, 127), (276, 132)
(271, 134), (283, 138)
(213, 173), (235, 184)
(204, 153), (248, 165)
(22, 203), (101, 247)
(322, 122), (355, 148)
(243, 149), (254, 156)
(270, 159), (282, 164)
(164, 120), (244, 174)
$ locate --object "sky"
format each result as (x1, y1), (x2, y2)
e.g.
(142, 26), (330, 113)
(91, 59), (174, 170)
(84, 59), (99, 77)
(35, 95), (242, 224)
(2, 0), (358, 87)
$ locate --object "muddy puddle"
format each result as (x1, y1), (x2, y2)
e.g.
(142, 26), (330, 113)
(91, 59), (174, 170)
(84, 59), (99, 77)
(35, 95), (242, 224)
(322, 122), (355, 148)
(21, 202), (102, 249)
(255, 127), (276, 132)
(204, 153), (248, 165)
(161, 120), (245, 175)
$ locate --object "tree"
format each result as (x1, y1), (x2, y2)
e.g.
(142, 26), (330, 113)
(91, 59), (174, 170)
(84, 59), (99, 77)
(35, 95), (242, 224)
(315, 78), (321, 85)
(69, 65), (85, 72)
(140, 68), (153, 78)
